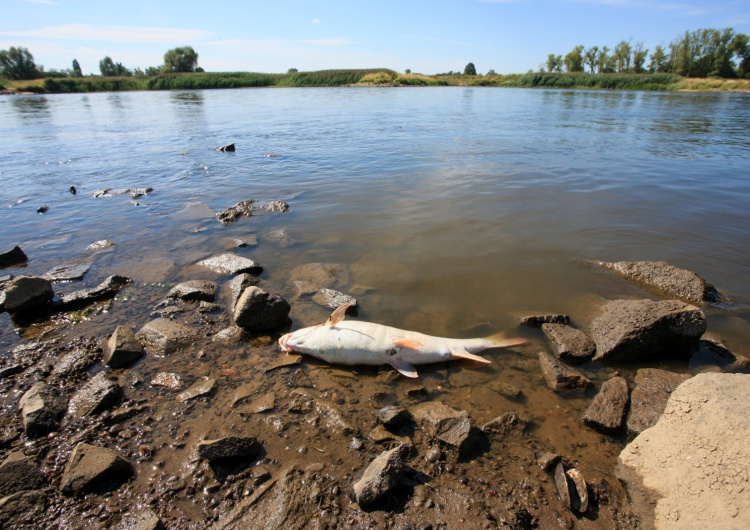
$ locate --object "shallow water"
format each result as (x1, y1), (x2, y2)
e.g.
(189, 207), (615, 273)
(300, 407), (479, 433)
(1, 87), (750, 511)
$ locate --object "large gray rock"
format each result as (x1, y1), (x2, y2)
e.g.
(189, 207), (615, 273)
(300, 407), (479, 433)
(136, 318), (198, 356)
(593, 260), (719, 304)
(411, 401), (480, 456)
(228, 273), (261, 310)
(67, 372), (122, 418)
(591, 299), (706, 363)
(626, 368), (691, 438)
(617, 373), (750, 530)
(18, 382), (66, 438)
(233, 286), (290, 330)
(53, 275), (131, 311)
(59, 442), (134, 495)
(103, 325), (143, 368)
(43, 261), (92, 281)
(541, 323), (596, 364)
(0, 451), (45, 497)
(0, 246), (28, 268)
(582, 376), (629, 434)
(538, 351), (593, 391)
(352, 444), (409, 506)
(167, 280), (217, 302)
(198, 253), (262, 275)
(2, 276), (53, 314)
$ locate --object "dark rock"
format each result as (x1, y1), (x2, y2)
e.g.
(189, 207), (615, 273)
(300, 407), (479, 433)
(0, 451), (46, 497)
(554, 462), (571, 509)
(198, 253), (263, 275)
(0, 490), (46, 528)
(216, 199), (255, 224)
(196, 436), (263, 462)
(216, 143), (236, 152)
(213, 325), (246, 344)
(129, 187), (153, 198)
(234, 286), (290, 330)
(103, 325), (143, 368)
(36, 206), (49, 214)
(0, 246), (28, 268)
(199, 301), (221, 313)
(352, 444), (409, 506)
(591, 299), (706, 363)
(538, 351), (593, 391)
(228, 273), (261, 310)
(52, 345), (100, 377)
(592, 260), (719, 304)
(177, 378), (217, 402)
(2, 276), (53, 314)
(538, 452), (562, 473)
(53, 275), (131, 311)
(167, 280), (217, 302)
(67, 372), (122, 418)
(541, 323), (596, 364)
(626, 368), (691, 437)
(69, 185), (76, 195)
(136, 318), (198, 356)
(260, 200), (289, 213)
(59, 442), (134, 495)
(0, 363), (24, 379)
(520, 313), (570, 328)
(312, 288), (358, 310)
(482, 411), (527, 436)
(377, 405), (412, 428)
(411, 401), (480, 456)
(488, 380), (523, 400)
(18, 382), (66, 438)
(582, 376), (630, 434)
(43, 261), (92, 282)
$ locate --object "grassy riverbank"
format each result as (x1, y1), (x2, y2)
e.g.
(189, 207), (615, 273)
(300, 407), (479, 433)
(3, 69), (750, 94)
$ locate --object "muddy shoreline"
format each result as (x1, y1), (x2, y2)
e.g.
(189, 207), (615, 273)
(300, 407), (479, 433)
(1, 200), (748, 529)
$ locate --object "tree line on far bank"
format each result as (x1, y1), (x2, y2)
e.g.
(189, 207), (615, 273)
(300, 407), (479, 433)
(544, 28), (749, 78)
(0, 46), (201, 80)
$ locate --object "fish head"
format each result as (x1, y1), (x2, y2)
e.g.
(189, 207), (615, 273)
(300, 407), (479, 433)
(278, 324), (326, 357)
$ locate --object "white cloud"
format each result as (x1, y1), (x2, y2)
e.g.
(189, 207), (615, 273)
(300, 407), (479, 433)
(311, 19), (321, 24)
(0, 24), (212, 43)
(22, 0), (57, 4)
(302, 38), (352, 45)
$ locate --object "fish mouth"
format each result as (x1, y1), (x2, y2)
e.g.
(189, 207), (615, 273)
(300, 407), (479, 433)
(279, 333), (293, 352)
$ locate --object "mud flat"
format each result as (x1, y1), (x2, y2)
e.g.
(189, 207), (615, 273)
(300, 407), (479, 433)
(1, 229), (748, 529)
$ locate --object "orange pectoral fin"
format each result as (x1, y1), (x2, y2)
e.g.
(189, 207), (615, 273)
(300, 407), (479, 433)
(393, 339), (424, 350)
(326, 304), (349, 327)
(450, 348), (492, 364)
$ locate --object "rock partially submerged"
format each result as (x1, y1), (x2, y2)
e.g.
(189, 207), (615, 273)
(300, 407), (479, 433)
(53, 274), (131, 311)
(167, 280), (217, 302)
(312, 288), (358, 310)
(591, 299), (706, 363)
(352, 444), (409, 506)
(234, 286), (291, 330)
(198, 253), (263, 275)
(43, 261), (92, 282)
(626, 368), (691, 438)
(0, 246), (28, 268)
(103, 325), (143, 368)
(617, 373), (750, 530)
(216, 143), (235, 152)
(541, 323), (596, 364)
(216, 199), (290, 225)
(0, 451), (46, 497)
(2, 276), (54, 314)
(520, 313), (570, 328)
(67, 372), (122, 419)
(136, 318), (199, 356)
(538, 351), (593, 391)
(196, 436), (263, 462)
(591, 260), (719, 304)
(582, 376), (629, 435)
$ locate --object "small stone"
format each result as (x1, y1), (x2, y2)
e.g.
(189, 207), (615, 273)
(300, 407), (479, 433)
(59, 442), (134, 496)
(541, 323), (596, 364)
(0, 451), (46, 497)
(582, 376), (630, 435)
(411, 401), (480, 456)
(2, 276), (54, 314)
(520, 314), (570, 328)
(538, 351), (593, 391)
(196, 436), (263, 462)
(538, 452), (562, 473)
(482, 412), (527, 437)
(353, 444), (409, 506)
(18, 382), (66, 438)
(233, 286), (290, 330)
(626, 368), (691, 437)
(377, 406), (412, 428)
(216, 143), (235, 152)
(150, 372), (183, 391)
(136, 318), (198, 356)
(67, 373), (122, 419)
(53, 275), (131, 311)
(198, 253), (262, 275)
(167, 280), (217, 302)
(43, 261), (92, 282)
(177, 378), (217, 402)
(0, 246), (28, 268)
(312, 288), (358, 310)
(103, 325), (143, 368)
(85, 240), (115, 253)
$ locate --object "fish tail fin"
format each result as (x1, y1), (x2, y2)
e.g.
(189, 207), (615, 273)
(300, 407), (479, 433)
(450, 349), (492, 364)
(484, 333), (528, 349)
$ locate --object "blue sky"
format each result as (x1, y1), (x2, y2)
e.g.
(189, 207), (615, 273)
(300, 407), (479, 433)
(2, 0), (749, 75)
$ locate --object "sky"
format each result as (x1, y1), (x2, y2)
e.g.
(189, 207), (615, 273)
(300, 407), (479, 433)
(1, 0), (749, 75)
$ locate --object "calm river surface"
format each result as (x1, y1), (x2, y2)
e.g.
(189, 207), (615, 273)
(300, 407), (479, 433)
(2, 88), (750, 513)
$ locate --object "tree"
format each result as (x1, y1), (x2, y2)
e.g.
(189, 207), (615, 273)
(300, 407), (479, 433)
(563, 45), (585, 72)
(162, 46), (199, 73)
(486, 69), (497, 76)
(632, 42), (649, 73)
(145, 66), (162, 76)
(613, 40), (632, 72)
(0, 46), (39, 80)
(99, 56), (130, 76)
(584, 46), (599, 73)
(731, 33), (750, 77)
(288, 68), (299, 74)
(463, 62), (477, 75)
(597, 46), (615, 73)
(546, 54), (563, 73)
(72, 58), (83, 77)
(649, 45), (668, 73)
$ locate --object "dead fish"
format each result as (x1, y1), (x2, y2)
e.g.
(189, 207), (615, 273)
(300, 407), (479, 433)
(279, 305), (527, 378)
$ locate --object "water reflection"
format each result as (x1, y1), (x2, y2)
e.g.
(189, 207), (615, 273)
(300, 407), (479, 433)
(10, 95), (51, 120)
(171, 91), (204, 107)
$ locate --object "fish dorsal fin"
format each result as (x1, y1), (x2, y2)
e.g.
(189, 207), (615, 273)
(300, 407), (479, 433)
(393, 339), (423, 350)
(450, 348), (492, 364)
(389, 358), (419, 378)
(326, 304), (349, 327)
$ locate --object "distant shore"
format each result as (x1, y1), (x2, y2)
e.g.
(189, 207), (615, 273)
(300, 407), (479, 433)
(3, 70), (750, 95)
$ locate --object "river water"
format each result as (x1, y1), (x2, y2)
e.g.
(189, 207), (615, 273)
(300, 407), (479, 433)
(1, 88), (750, 515)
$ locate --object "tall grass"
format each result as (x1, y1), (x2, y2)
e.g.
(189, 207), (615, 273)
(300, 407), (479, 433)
(508, 72), (682, 90)
(146, 72), (283, 90)
(44, 77), (147, 93)
(279, 69), (397, 87)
